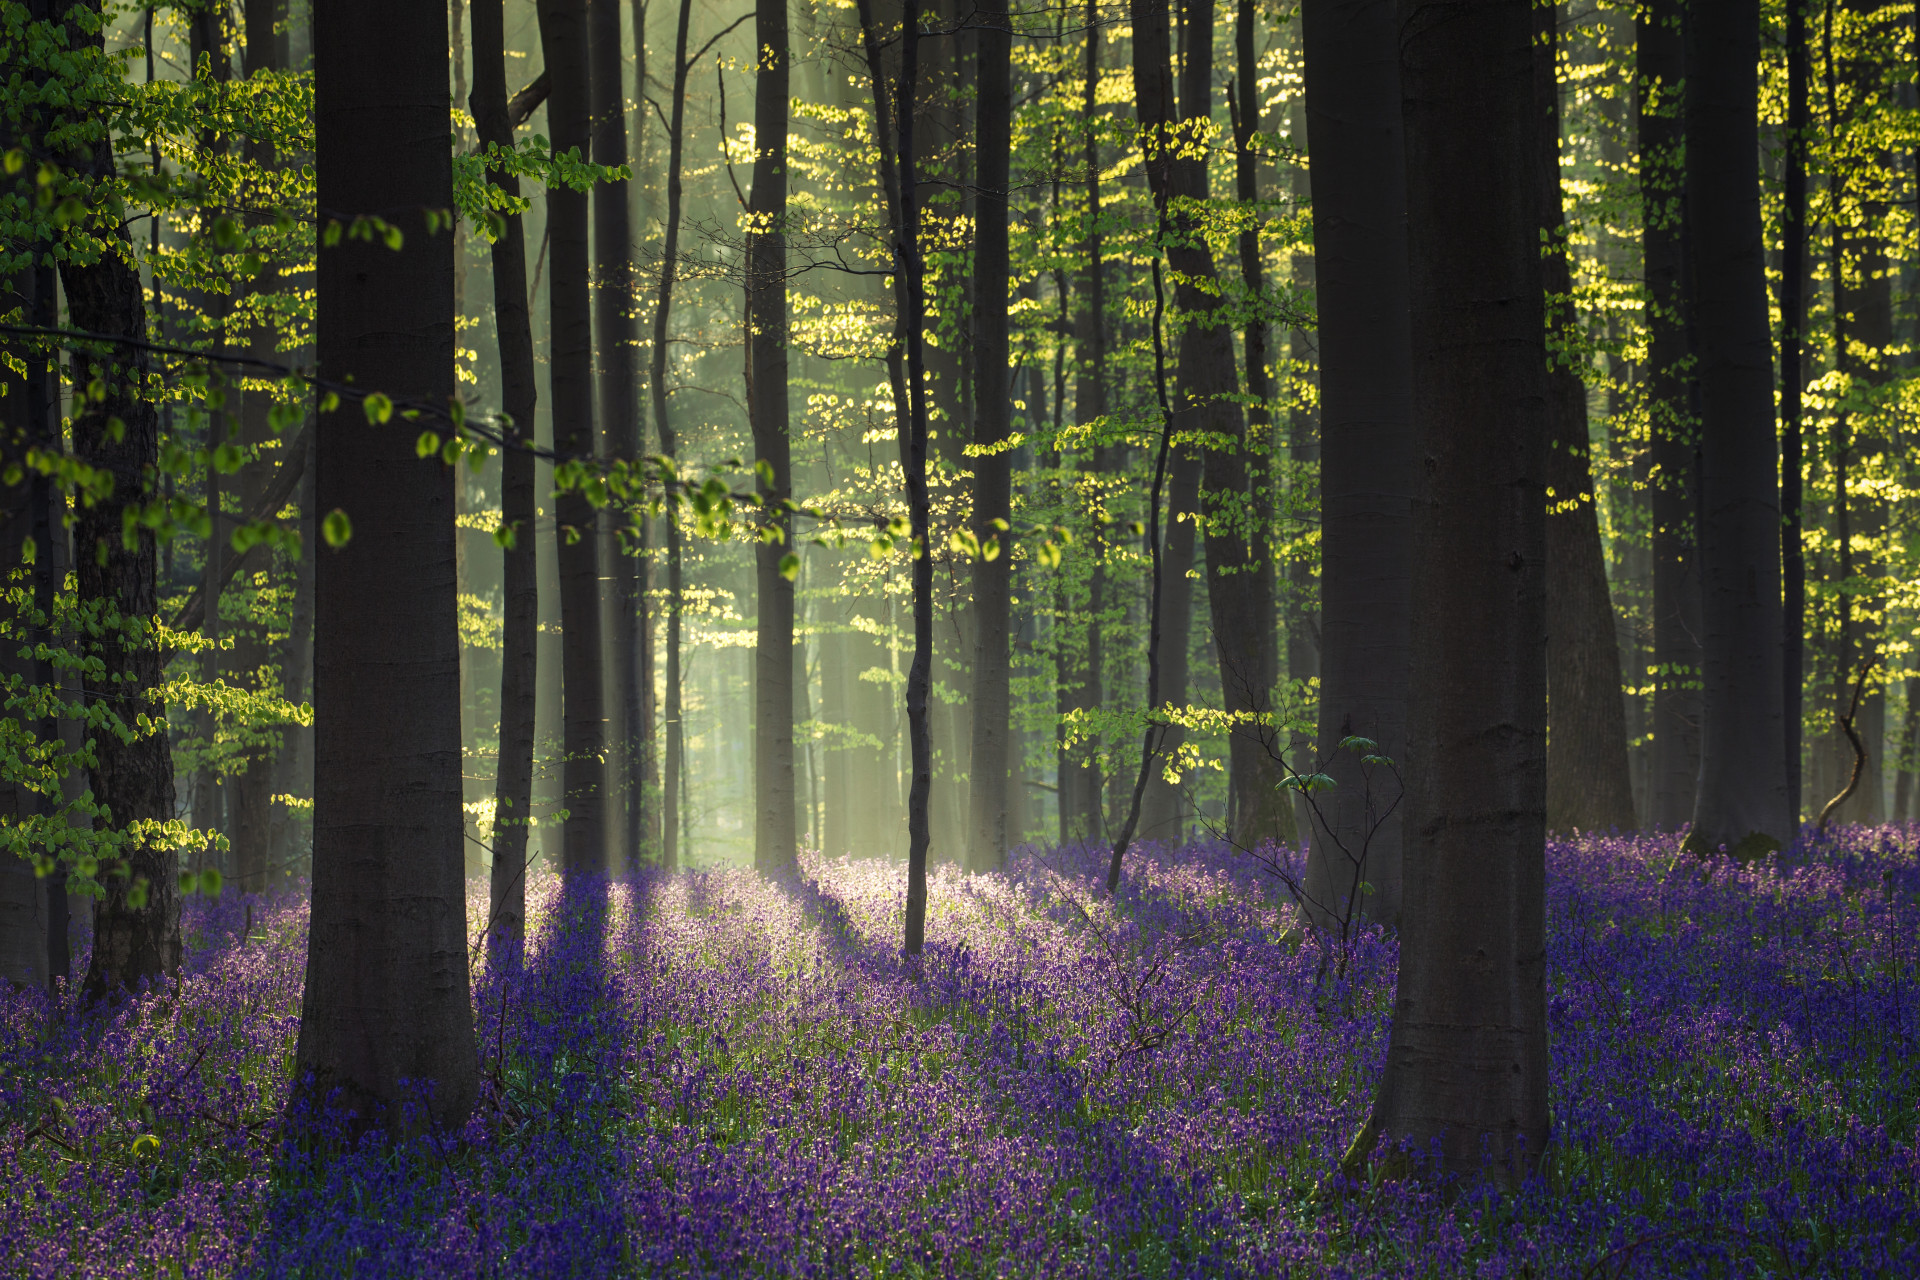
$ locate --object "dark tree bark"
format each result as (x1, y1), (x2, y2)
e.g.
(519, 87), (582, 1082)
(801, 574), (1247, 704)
(536, 0), (608, 877)
(1058, 3), (1106, 845)
(0, 289), (47, 991)
(473, 0), (538, 960)
(229, 0), (288, 894)
(748, 0), (796, 874)
(1537, 5), (1634, 834)
(592, 0), (645, 869)
(1683, 0), (1792, 855)
(1129, 0), (1272, 855)
(1781, 0), (1808, 824)
(1298, 0), (1413, 924)
(650, 0), (693, 872)
(1351, 0), (1550, 1181)
(1227, 0), (1295, 853)
(965, 6), (1012, 873)
(854, 0), (932, 951)
(1637, 0), (1703, 831)
(295, 0), (478, 1129)
(48, 0), (182, 999)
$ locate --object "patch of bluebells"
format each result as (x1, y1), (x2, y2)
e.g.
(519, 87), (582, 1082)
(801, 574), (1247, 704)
(0, 827), (1915, 1276)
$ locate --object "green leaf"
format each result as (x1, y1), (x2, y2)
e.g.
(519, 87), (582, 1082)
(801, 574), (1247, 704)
(363, 393), (394, 425)
(1338, 735), (1379, 755)
(778, 553), (800, 581)
(322, 508), (353, 548)
(416, 430), (441, 459)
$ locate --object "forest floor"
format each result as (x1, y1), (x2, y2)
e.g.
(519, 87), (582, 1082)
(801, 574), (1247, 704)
(1, 828), (1916, 1277)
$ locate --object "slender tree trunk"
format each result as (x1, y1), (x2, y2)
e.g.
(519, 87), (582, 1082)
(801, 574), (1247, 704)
(474, 0), (539, 960)
(1781, 0), (1809, 824)
(296, 0), (478, 1129)
(592, 0), (645, 869)
(1059, 4), (1106, 844)
(748, 0), (796, 874)
(0, 299), (47, 991)
(1228, 0), (1295, 853)
(652, 0), (693, 870)
(965, 7), (1012, 873)
(51, 0), (181, 998)
(536, 0), (608, 877)
(1131, 0), (1262, 854)
(1299, 0), (1413, 924)
(1683, 0), (1791, 855)
(228, 0), (287, 895)
(1353, 0), (1550, 1182)
(1638, 0), (1703, 831)
(1538, 5), (1634, 834)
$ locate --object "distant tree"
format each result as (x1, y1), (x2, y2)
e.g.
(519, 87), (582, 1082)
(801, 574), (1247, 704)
(1538, 4), (1635, 834)
(295, 0), (477, 1129)
(1347, 0), (1550, 1180)
(536, 0), (609, 877)
(1684, 0), (1792, 855)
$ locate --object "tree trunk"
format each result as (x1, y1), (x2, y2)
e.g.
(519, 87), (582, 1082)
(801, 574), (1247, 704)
(1131, 0), (1261, 855)
(1298, 0), (1413, 924)
(592, 0), (644, 870)
(0, 309), (47, 991)
(1538, 5), (1635, 834)
(748, 0), (796, 875)
(51, 0), (181, 999)
(965, 9), (1012, 874)
(652, 0), (693, 871)
(1355, 0), (1550, 1181)
(1780, 0), (1809, 824)
(296, 0), (478, 1129)
(1228, 0), (1296, 854)
(1683, 0), (1792, 856)
(474, 0), (539, 961)
(536, 0), (608, 877)
(1637, 0), (1703, 831)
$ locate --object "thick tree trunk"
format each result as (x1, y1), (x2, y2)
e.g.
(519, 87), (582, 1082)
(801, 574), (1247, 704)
(536, 0), (608, 877)
(591, 0), (644, 869)
(0, 323), (47, 991)
(1637, 0), (1703, 831)
(749, 0), (797, 874)
(474, 0), (539, 960)
(1298, 0), (1413, 924)
(1537, 6), (1635, 834)
(1683, 0), (1791, 855)
(296, 0), (478, 1129)
(651, 0), (693, 872)
(1356, 0), (1550, 1182)
(51, 0), (180, 999)
(965, 10), (1012, 874)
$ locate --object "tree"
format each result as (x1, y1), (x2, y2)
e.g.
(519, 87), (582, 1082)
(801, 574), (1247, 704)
(1637, 0), (1702, 831)
(1538, 4), (1635, 834)
(295, 0), (478, 1129)
(536, 0), (608, 877)
(473, 0), (539, 961)
(649, 0), (696, 872)
(1780, 0), (1809, 824)
(1298, 0), (1413, 923)
(50, 0), (182, 999)
(748, 0), (796, 875)
(591, 0), (646, 868)
(1347, 0), (1550, 1180)
(1684, 0), (1792, 855)
(965, 4), (1012, 874)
